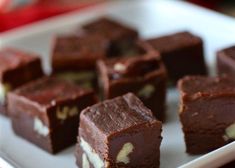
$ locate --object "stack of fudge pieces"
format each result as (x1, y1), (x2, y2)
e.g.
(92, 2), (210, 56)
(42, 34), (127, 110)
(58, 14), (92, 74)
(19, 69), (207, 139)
(3, 16), (235, 167)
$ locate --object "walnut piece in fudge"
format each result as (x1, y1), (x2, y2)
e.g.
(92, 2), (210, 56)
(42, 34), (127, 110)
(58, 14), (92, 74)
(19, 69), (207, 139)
(8, 77), (98, 154)
(76, 93), (162, 168)
(147, 31), (207, 83)
(217, 45), (235, 78)
(82, 17), (138, 57)
(178, 76), (235, 154)
(97, 41), (167, 121)
(0, 48), (43, 115)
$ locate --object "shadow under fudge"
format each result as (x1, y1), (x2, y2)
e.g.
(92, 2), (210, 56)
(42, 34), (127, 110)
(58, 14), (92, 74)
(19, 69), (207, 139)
(97, 41), (167, 121)
(178, 76), (235, 154)
(7, 77), (98, 154)
(76, 93), (162, 168)
(0, 48), (44, 116)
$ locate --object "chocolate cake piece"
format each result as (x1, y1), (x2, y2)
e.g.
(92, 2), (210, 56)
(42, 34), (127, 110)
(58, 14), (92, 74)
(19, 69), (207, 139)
(97, 42), (167, 120)
(217, 45), (235, 78)
(178, 76), (235, 154)
(0, 48), (43, 115)
(8, 77), (98, 154)
(75, 93), (162, 168)
(147, 31), (207, 83)
(82, 17), (138, 56)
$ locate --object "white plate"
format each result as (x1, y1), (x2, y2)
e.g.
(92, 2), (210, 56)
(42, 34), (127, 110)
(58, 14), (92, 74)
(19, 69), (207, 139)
(0, 0), (235, 168)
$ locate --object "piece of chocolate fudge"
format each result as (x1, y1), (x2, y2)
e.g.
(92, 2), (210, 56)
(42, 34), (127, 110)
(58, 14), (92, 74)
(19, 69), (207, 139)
(75, 93), (162, 168)
(178, 76), (235, 154)
(147, 31), (207, 83)
(82, 17), (138, 56)
(51, 34), (111, 89)
(217, 46), (235, 78)
(97, 42), (167, 120)
(0, 48), (43, 115)
(52, 34), (110, 71)
(8, 77), (98, 154)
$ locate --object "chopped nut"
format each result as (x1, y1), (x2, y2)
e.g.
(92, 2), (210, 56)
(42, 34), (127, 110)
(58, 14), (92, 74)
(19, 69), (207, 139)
(116, 142), (134, 164)
(224, 123), (235, 140)
(104, 161), (110, 167)
(0, 83), (11, 104)
(34, 117), (49, 136)
(81, 81), (93, 89)
(69, 107), (79, 117)
(80, 138), (104, 168)
(137, 84), (155, 98)
(56, 107), (68, 120)
(82, 153), (90, 168)
(114, 63), (126, 72)
(56, 71), (95, 83)
(56, 106), (79, 120)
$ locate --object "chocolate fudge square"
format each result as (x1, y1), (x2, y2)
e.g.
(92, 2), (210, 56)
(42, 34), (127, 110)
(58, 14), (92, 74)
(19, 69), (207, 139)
(178, 76), (235, 154)
(82, 17), (138, 56)
(52, 34), (110, 71)
(97, 43), (167, 120)
(147, 31), (207, 83)
(51, 34), (111, 89)
(0, 48), (43, 115)
(76, 93), (162, 168)
(8, 77), (98, 154)
(217, 46), (235, 78)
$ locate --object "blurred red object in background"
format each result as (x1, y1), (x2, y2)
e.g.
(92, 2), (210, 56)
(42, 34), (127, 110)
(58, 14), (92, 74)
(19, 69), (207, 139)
(0, 0), (103, 33)
(0, 0), (11, 12)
